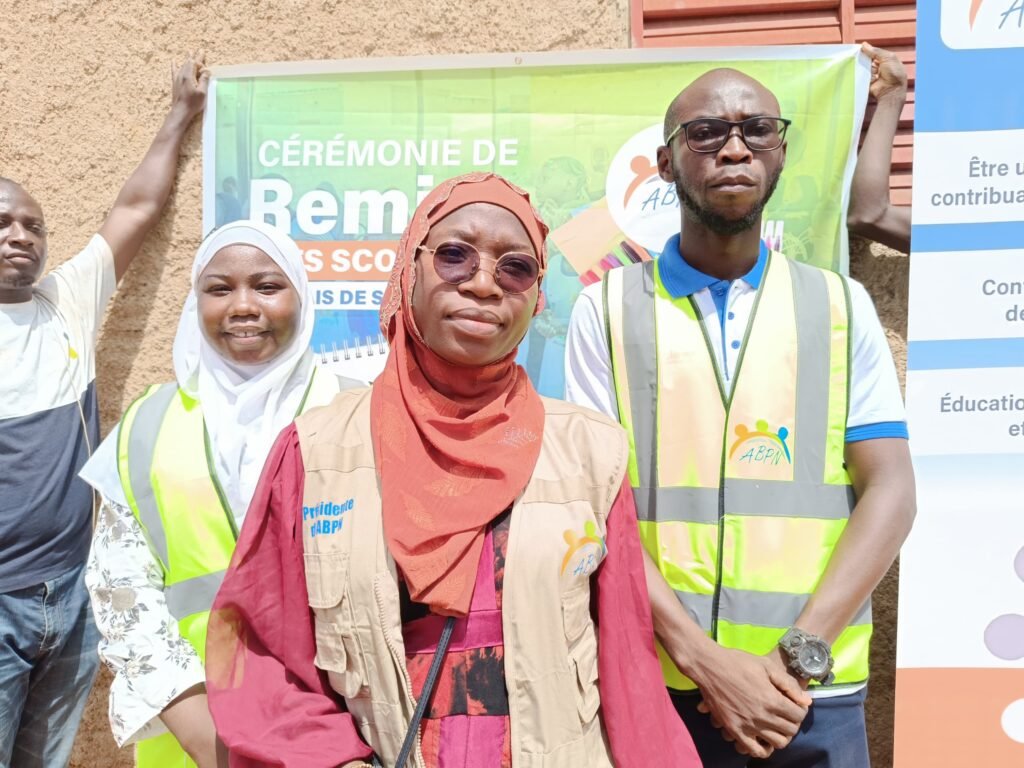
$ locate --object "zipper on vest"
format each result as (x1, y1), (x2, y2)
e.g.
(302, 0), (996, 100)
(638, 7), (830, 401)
(711, 460), (727, 640)
(693, 253), (773, 641)
(690, 295), (727, 639)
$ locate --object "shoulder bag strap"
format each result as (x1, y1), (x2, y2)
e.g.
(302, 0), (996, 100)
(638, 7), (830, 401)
(373, 615), (457, 768)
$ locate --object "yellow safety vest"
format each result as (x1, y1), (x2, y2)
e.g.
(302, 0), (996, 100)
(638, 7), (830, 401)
(604, 252), (870, 692)
(116, 368), (354, 767)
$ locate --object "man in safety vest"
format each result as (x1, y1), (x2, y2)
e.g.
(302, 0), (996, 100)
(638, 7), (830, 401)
(0, 56), (209, 767)
(564, 67), (916, 766)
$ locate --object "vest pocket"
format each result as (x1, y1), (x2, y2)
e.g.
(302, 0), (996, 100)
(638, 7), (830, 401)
(304, 551), (367, 699)
(561, 586), (600, 724)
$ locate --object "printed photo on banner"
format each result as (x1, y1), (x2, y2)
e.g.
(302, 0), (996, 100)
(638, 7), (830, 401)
(202, 47), (868, 394)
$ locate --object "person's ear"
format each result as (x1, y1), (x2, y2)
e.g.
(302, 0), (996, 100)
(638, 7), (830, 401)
(657, 145), (675, 183)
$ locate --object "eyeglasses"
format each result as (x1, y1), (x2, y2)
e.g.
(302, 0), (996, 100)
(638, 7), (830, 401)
(665, 116), (791, 154)
(417, 240), (541, 294)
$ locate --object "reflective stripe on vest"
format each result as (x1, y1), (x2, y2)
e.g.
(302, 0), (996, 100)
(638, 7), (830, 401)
(605, 253), (868, 690)
(119, 382), (179, 569)
(117, 382), (238, 651)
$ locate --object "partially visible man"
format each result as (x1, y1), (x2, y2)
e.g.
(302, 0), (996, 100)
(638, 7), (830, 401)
(0, 56), (208, 768)
(848, 42), (911, 253)
(565, 65), (916, 766)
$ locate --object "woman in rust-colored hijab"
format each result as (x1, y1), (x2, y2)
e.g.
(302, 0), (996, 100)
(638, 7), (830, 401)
(205, 173), (699, 768)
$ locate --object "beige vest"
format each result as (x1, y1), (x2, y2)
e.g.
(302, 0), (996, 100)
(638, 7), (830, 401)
(295, 388), (627, 768)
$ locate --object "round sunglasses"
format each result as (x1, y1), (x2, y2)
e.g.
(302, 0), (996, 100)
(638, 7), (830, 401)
(417, 240), (541, 294)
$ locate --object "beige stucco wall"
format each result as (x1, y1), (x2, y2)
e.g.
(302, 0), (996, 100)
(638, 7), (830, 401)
(2, 2), (909, 766)
(852, 236), (910, 768)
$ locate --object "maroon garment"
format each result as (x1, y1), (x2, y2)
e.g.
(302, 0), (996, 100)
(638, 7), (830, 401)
(205, 425), (373, 768)
(595, 478), (703, 768)
(206, 424), (701, 768)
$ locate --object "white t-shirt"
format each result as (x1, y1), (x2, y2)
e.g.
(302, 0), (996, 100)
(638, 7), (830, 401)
(0, 234), (114, 420)
(0, 234), (116, 590)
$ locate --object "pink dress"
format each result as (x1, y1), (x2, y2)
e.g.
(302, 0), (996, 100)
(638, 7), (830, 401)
(403, 517), (513, 767)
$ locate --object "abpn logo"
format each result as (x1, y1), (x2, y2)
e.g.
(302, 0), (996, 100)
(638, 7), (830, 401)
(942, 0), (1024, 49)
(605, 124), (679, 253)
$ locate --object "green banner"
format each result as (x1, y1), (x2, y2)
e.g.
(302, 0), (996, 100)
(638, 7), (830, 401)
(203, 47), (867, 395)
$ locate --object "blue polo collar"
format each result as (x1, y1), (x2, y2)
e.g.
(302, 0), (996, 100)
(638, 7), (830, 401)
(656, 233), (769, 299)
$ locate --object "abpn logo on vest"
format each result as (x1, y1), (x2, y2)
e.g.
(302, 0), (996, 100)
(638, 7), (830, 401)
(729, 420), (792, 467)
(605, 124), (679, 253)
(942, 0), (1024, 49)
(560, 521), (606, 578)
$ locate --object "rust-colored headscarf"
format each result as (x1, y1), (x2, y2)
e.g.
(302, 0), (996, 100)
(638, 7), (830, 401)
(371, 172), (549, 617)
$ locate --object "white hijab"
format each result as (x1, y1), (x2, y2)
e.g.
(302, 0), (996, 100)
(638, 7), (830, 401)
(172, 220), (315, 520)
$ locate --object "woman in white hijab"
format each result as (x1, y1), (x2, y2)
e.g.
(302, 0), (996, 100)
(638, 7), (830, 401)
(82, 221), (356, 768)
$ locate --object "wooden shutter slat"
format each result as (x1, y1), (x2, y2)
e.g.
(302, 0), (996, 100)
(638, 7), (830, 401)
(891, 145), (913, 167)
(864, 99), (914, 128)
(643, 0), (839, 18)
(889, 170), (912, 188)
(643, 26), (844, 45)
(646, 8), (843, 34)
(854, 3), (916, 46)
(892, 188), (911, 206)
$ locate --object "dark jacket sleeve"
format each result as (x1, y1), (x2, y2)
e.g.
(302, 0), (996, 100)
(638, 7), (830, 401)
(595, 477), (703, 768)
(206, 423), (373, 768)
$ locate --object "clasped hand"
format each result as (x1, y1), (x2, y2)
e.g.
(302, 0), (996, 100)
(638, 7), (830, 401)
(694, 645), (812, 760)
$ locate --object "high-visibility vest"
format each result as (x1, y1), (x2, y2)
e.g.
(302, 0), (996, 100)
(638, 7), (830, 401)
(116, 368), (353, 767)
(604, 252), (870, 692)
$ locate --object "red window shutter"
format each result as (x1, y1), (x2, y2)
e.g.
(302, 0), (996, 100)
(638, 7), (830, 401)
(630, 0), (916, 209)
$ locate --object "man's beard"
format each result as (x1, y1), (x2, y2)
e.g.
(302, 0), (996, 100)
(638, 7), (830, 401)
(0, 270), (36, 289)
(676, 166), (782, 236)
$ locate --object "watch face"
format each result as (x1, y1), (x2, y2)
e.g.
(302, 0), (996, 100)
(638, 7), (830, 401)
(798, 641), (830, 677)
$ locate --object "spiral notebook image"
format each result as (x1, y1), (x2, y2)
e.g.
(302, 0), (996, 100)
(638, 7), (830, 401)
(315, 334), (390, 383)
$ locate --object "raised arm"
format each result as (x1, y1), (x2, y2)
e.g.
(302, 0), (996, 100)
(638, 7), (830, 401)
(99, 55), (209, 281)
(848, 42), (911, 253)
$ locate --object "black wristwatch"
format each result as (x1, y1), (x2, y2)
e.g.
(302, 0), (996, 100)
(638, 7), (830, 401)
(778, 627), (834, 684)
